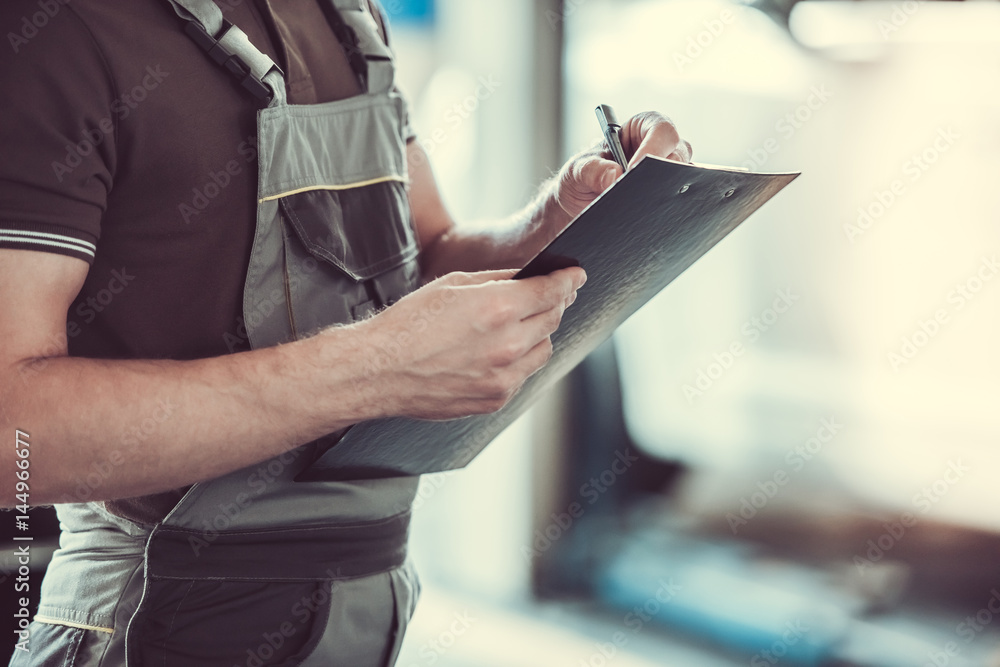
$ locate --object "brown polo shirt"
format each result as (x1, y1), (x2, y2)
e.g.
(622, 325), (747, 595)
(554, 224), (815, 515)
(0, 0), (414, 523)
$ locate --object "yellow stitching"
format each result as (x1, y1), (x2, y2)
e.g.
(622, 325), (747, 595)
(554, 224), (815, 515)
(34, 616), (114, 634)
(258, 175), (408, 203)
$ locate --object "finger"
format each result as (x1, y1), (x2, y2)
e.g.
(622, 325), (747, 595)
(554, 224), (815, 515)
(498, 266), (586, 320)
(488, 302), (562, 367)
(444, 269), (519, 286)
(503, 269), (581, 357)
(622, 111), (683, 169)
(517, 298), (567, 350)
(517, 336), (557, 380)
(665, 140), (694, 164)
(524, 267), (585, 319)
(502, 336), (555, 386)
(572, 154), (624, 194)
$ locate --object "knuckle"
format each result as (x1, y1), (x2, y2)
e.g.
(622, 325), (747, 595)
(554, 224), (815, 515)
(643, 111), (680, 143)
(537, 277), (561, 304)
(476, 369), (512, 399)
(487, 340), (521, 367)
(485, 295), (515, 326)
(487, 378), (513, 402)
(443, 271), (473, 287)
(648, 110), (676, 130)
(546, 307), (564, 332)
(660, 124), (681, 148)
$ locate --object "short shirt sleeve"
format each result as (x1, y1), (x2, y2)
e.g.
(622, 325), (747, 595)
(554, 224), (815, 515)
(0, 2), (117, 264)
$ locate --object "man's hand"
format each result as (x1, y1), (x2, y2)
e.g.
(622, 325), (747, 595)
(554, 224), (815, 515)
(351, 267), (586, 420)
(410, 111), (690, 277)
(553, 111), (693, 221)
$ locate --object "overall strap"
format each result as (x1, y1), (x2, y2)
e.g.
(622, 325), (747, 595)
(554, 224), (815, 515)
(329, 0), (397, 95)
(163, 0), (286, 104)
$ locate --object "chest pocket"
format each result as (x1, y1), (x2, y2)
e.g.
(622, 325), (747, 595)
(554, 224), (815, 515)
(279, 180), (420, 335)
(249, 77), (420, 345)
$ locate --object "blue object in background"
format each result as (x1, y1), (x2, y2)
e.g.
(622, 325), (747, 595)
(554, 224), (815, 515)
(595, 531), (851, 666)
(379, 0), (435, 27)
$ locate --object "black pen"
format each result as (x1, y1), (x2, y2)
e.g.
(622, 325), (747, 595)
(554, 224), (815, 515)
(596, 104), (629, 173)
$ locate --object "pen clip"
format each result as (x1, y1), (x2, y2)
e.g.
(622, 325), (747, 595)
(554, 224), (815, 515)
(596, 104), (620, 134)
(596, 104), (629, 172)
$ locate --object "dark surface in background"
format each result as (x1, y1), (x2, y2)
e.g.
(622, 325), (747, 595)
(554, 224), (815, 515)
(532, 339), (686, 599)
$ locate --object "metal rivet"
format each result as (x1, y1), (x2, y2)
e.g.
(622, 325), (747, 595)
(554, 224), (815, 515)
(724, 188), (736, 198)
(679, 184), (690, 194)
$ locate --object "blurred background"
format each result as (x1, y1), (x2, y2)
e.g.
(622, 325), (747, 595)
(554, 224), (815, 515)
(4, 1), (1000, 665)
(386, 0), (1000, 665)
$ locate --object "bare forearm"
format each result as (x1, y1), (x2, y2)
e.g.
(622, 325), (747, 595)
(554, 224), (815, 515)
(420, 179), (573, 279)
(1, 330), (372, 506)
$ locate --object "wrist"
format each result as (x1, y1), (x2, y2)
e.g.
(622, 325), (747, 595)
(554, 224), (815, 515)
(295, 323), (392, 429)
(532, 178), (575, 248)
(544, 184), (575, 229)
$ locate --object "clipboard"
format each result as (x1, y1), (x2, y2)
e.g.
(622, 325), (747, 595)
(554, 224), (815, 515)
(297, 157), (799, 482)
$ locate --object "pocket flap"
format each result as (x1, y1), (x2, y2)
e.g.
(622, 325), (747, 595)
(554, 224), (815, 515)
(280, 183), (418, 281)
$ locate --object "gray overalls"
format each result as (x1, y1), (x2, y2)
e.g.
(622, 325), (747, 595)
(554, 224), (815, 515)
(13, 1), (423, 665)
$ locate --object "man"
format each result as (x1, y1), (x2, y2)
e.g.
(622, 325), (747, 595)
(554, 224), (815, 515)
(0, 0), (691, 664)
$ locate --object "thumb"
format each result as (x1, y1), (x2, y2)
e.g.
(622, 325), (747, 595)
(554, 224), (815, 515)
(569, 155), (623, 195)
(601, 164), (622, 191)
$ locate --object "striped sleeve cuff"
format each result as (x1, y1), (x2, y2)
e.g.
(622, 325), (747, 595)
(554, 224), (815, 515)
(0, 223), (97, 264)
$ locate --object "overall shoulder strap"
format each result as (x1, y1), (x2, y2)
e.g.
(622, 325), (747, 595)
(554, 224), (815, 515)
(327, 0), (397, 95)
(163, 0), (285, 104)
